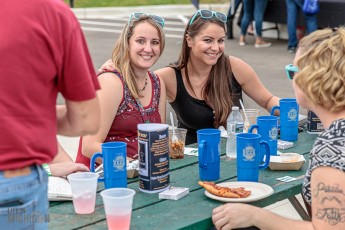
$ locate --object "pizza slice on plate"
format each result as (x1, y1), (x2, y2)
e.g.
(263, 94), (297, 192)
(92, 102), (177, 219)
(198, 181), (251, 198)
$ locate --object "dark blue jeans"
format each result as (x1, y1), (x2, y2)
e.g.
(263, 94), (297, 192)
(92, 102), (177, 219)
(227, 0), (242, 18)
(286, 0), (318, 48)
(241, 0), (269, 37)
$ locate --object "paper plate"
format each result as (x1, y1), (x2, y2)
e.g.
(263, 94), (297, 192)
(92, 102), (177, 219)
(204, 181), (274, 203)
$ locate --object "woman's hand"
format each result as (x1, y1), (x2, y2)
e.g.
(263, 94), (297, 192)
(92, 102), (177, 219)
(98, 59), (116, 75)
(49, 162), (89, 177)
(212, 203), (256, 230)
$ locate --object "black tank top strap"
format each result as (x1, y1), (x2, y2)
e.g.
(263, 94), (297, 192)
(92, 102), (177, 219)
(230, 72), (242, 108)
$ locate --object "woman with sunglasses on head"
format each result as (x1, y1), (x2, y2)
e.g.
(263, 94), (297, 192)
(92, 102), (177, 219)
(212, 27), (345, 230)
(75, 13), (166, 168)
(100, 9), (279, 145)
(155, 9), (279, 144)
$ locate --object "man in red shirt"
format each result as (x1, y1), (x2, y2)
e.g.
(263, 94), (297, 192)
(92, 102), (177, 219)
(0, 0), (100, 228)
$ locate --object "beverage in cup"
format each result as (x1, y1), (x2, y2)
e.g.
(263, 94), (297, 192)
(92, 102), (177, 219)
(67, 172), (99, 214)
(242, 109), (260, 133)
(169, 128), (187, 159)
(100, 188), (136, 230)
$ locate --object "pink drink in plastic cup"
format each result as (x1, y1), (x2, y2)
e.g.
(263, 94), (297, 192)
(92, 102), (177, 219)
(73, 192), (96, 214)
(101, 188), (136, 230)
(106, 213), (131, 230)
(67, 172), (99, 215)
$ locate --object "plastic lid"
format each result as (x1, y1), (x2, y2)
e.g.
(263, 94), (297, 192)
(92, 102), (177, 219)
(231, 106), (239, 110)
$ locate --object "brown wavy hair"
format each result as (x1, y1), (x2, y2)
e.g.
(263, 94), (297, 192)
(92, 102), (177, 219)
(172, 16), (233, 128)
(296, 27), (345, 112)
(111, 15), (165, 99)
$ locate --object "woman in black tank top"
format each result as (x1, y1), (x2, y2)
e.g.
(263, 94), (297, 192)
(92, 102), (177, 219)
(155, 10), (279, 144)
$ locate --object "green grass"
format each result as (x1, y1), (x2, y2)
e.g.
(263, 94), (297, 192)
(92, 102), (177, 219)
(64, 0), (228, 8)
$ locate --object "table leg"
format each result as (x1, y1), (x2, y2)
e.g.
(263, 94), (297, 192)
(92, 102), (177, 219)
(288, 196), (310, 221)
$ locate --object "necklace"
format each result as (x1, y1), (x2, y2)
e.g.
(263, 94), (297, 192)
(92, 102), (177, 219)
(139, 77), (148, 92)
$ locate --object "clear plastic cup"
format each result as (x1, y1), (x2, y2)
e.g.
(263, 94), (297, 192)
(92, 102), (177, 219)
(168, 128), (187, 159)
(100, 188), (136, 230)
(67, 172), (99, 214)
(242, 109), (260, 133)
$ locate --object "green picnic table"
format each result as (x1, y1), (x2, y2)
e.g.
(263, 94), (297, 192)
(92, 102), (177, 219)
(49, 130), (317, 229)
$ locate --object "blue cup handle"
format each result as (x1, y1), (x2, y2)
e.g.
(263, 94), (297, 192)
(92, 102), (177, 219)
(248, 124), (258, 133)
(270, 106), (280, 116)
(259, 140), (270, 169)
(198, 140), (207, 168)
(90, 152), (104, 182)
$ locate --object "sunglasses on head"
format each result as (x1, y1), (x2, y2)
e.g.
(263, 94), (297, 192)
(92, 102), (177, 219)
(189, 9), (227, 26)
(285, 64), (299, 80)
(128, 12), (165, 28)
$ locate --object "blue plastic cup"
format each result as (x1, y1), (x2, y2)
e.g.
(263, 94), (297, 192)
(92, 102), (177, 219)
(197, 129), (221, 181)
(249, 115), (279, 161)
(236, 133), (270, 182)
(270, 98), (299, 141)
(90, 142), (127, 189)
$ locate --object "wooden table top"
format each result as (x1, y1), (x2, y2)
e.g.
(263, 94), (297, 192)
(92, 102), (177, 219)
(49, 130), (317, 230)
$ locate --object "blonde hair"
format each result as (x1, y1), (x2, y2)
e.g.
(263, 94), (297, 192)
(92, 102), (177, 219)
(111, 15), (165, 99)
(295, 27), (345, 112)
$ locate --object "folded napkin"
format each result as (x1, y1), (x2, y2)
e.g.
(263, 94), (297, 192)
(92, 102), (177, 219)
(184, 147), (198, 156)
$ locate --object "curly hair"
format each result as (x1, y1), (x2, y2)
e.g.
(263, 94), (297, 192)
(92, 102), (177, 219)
(111, 15), (165, 99)
(295, 27), (345, 112)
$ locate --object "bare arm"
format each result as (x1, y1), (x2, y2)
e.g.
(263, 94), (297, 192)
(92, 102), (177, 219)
(310, 166), (345, 229)
(212, 165), (345, 230)
(48, 141), (89, 177)
(81, 73), (122, 159)
(213, 202), (313, 230)
(51, 142), (73, 163)
(56, 96), (100, 136)
(230, 56), (280, 112)
(155, 67), (177, 103)
(158, 75), (167, 123)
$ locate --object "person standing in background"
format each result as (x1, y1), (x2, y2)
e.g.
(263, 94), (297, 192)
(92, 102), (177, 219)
(0, 0), (100, 228)
(226, 0), (254, 39)
(226, 0), (242, 39)
(239, 0), (272, 48)
(191, 0), (199, 10)
(285, 0), (318, 53)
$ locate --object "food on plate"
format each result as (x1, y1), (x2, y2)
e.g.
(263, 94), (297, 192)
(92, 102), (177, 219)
(198, 181), (251, 198)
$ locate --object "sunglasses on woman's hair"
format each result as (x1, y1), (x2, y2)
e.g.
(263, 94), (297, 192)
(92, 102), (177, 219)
(128, 12), (165, 28)
(189, 9), (227, 26)
(285, 64), (299, 80)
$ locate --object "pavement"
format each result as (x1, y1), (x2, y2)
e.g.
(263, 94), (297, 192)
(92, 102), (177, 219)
(59, 4), (301, 160)
(72, 4), (229, 19)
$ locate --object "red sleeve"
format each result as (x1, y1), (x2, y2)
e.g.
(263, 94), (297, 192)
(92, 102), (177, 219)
(58, 22), (100, 101)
